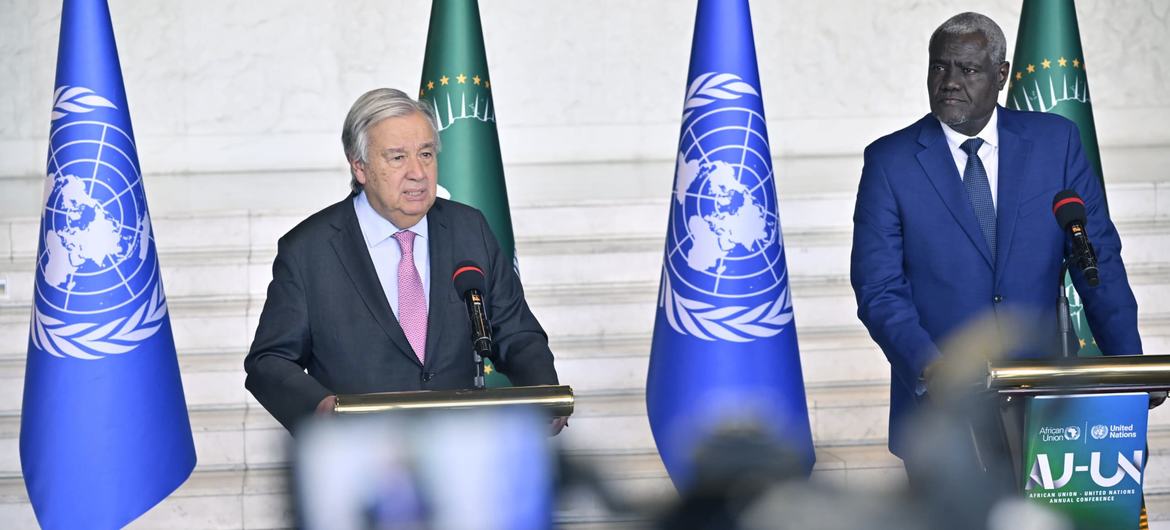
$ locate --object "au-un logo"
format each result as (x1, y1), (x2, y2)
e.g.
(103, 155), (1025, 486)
(1026, 450), (1143, 490)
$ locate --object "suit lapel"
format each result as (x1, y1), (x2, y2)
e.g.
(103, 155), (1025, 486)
(915, 117), (995, 267)
(993, 109), (1033, 276)
(329, 198), (420, 366)
(424, 200), (457, 368)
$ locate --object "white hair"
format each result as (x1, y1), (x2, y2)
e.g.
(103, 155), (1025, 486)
(931, 12), (1008, 64)
(341, 88), (441, 193)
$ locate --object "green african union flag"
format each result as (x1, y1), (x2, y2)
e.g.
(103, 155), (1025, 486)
(1006, 0), (1102, 357)
(420, 0), (515, 386)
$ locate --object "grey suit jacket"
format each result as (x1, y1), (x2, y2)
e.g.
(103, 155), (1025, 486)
(245, 195), (559, 431)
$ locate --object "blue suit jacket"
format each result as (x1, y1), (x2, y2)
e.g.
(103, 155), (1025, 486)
(850, 107), (1142, 456)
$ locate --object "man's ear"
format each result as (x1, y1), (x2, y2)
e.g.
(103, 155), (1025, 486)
(351, 159), (367, 185)
(997, 61), (1011, 90)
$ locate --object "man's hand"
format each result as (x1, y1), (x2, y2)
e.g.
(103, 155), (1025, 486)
(550, 416), (568, 436)
(1150, 391), (1167, 410)
(315, 395), (337, 416)
(920, 357), (944, 398)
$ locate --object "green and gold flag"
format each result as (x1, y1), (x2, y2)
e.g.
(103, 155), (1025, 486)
(1007, 0), (1103, 356)
(420, 0), (515, 386)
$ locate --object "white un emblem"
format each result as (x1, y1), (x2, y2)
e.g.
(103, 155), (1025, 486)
(659, 73), (794, 343)
(31, 86), (168, 361)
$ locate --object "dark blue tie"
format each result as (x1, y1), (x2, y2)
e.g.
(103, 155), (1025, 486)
(961, 138), (996, 261)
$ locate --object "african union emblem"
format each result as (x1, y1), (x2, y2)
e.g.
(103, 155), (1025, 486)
(30, 86), (168, 361)
(659, 72), (793, 342)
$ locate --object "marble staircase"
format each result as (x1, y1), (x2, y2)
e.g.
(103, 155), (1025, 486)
(0, 147), (1168, 528)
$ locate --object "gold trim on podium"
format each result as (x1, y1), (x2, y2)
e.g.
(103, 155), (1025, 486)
(987, 355), (1170, 390)
(333, 384), (574, 417)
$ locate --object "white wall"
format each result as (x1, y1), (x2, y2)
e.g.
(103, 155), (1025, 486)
(1, 0), (1167, 178)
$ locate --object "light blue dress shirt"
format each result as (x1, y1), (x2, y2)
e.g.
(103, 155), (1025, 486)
(353, 191), (431, 316)
(940, 107), (1001, 212)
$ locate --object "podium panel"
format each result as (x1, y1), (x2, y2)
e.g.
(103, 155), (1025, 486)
(1022, 393), (1147, 528)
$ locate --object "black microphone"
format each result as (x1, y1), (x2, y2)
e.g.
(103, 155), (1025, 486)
(1052, 190), (1099, 287)
(452, 260), (493, 356)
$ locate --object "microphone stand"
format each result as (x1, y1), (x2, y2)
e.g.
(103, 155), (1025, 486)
(1057, 259), (1074, 359)
(464, 290), (491, 390)
(473, 350), (486, 390)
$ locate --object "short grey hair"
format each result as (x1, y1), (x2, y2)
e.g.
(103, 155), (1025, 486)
(930, 12), (1007, 64)
(341, 88), (441, 193)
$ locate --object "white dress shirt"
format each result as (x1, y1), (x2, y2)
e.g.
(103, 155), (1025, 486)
(353, 191), (431, 316)
(939, 107), (1000, 212)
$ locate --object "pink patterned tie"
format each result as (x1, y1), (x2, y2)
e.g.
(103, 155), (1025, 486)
(393, 230), (427, 363)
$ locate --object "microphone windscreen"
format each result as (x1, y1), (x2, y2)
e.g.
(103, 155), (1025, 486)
(1052, 189), (1087, 229)
(453, 260), (486, 296)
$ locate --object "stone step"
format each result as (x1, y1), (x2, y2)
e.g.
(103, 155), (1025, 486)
(2, 245), (1168, 354)
(2, 287), (1168, 404)
(13, 377), (1167, 482)
(3, 317), (1166, 438)
(518, 218), (1170, 286)
(4, 209), (1165, 318)
(6, 304), (1168, 416)
(1147, 495), (1170, 528)
(3, 310), (1170, 439)
(0, 242), (886, 346)
(4, 254), (1167, 390)
(0, 208), (880, 288)
(550, 311), (1170, 394)
(0, 321), (893, 427)
(0, 215), (901, 304)
(1, 287), (1167, 388)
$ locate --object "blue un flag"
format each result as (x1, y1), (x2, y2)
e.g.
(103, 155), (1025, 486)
(20, 1), (196, 527)
(646, 0), (814, 488)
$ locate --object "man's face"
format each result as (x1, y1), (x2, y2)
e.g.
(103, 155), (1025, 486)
(352, 111), (438, 228)
(927, 32), (1009, 136)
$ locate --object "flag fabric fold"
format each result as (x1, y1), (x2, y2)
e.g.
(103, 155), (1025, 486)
(646, 0), (814, 488)
(1007, 0), (1104, 356)
(420, 0), (517, 387)
(21, 1), (196, 527)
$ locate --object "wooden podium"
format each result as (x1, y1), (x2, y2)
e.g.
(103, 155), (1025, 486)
(332, 384), (575, 417)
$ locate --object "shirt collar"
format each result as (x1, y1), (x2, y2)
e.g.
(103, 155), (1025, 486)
(940, 106), (1000, 152)
(353, 191), (429, 247)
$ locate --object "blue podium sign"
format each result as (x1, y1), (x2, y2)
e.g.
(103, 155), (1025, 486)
(1023, 393), (1147, 528)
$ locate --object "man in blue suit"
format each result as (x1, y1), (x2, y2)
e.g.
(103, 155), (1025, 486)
(850, 12), (1142, 464)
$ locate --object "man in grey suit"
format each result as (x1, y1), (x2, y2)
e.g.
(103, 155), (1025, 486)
(245, 88), (561, 432)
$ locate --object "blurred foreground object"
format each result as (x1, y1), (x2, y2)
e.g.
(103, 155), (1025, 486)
(295, 407), (555, 530)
